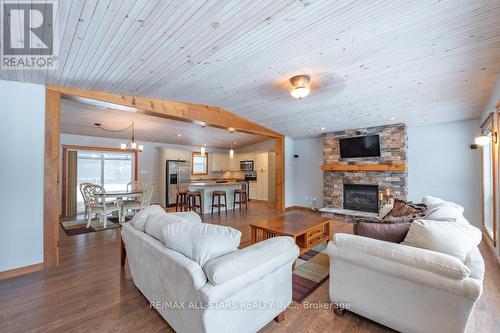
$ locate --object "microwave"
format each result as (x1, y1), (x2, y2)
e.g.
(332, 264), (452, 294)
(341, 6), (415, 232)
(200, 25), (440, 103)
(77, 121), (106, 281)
(240, 160), (254, 171)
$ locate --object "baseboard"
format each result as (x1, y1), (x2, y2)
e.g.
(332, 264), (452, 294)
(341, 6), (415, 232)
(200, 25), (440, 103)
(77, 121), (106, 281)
(285, 205), (318, 213)
(0, 263), (44, 280)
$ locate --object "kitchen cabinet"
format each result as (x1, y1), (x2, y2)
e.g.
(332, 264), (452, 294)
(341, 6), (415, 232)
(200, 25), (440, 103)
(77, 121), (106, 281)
(253, 151), (276, 201)
(228, 154), (240, 170)
(164, 148), (191, 161)
(209, 152), (229, 172)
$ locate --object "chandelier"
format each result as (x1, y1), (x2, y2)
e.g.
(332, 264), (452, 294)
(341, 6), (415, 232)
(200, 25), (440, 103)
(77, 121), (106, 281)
(94, 122), (144, 152)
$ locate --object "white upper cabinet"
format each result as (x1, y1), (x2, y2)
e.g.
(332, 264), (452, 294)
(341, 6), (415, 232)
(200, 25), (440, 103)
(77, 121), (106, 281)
(209, 152), (229, 172)
(228, 154), (240, 170)
(164, 148), (191, 161)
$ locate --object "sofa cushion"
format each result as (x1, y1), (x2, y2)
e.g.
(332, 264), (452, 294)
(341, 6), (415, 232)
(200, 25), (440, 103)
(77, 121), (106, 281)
(162, 222), (241, 266)
(130, 204), (167, 231)
(403, 220), (482, 261)
(332, 233), (471, 280)
(144, 213), (187, 242)
(353, 221), (411, 243)
(203, 237), (297, 285)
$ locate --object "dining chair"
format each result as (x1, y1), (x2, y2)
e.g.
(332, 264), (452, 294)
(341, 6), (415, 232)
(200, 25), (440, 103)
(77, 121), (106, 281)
(79, 182), (93, 221)
(83, 184), (121, 228)
(121, 182), (155, 217)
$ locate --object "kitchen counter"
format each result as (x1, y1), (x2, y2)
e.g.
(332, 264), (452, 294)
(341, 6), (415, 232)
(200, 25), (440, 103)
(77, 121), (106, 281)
(188, 181), (244, 187)
(186, 182), (244, 214)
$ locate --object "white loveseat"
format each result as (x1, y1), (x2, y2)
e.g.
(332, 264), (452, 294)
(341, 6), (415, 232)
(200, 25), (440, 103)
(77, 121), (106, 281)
(121, 206), (299, 333)
(326, 197), (484, 333)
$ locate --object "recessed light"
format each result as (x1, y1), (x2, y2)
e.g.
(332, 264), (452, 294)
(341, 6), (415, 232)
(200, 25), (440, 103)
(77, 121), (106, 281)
(390, 117), (396, 121)
(228, 127), (235, 132)
(177, 133), (182, 137)
(233, 141), (237, 144)
(321, 127), (326, 131)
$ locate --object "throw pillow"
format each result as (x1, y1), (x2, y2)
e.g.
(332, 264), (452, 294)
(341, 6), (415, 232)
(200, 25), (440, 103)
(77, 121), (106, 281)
(378, 204), (394, 219)
(130, 205), (167, 231)
(353, 221), (411, 243)
(144, 213), (187, 242)
(421, 202), (465, 223)
(162, 222), (241, 267)
(402, 220), (482, 261)
(422, 195), (464, 213)
(383, 199), (426, 219)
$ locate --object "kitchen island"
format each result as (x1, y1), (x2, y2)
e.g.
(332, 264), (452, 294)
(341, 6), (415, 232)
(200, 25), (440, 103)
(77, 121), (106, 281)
(187, 181), (244, 214)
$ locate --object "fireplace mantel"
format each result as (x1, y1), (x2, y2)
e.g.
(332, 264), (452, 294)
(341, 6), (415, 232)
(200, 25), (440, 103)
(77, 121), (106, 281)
(321, 163), (405, 171)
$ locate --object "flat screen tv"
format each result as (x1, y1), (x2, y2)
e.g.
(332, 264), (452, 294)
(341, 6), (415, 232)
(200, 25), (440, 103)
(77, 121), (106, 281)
(339, 135), (381, 158)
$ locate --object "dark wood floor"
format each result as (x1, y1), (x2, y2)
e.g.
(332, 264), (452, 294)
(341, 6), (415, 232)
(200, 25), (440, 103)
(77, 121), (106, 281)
(0, 202), (499, 332)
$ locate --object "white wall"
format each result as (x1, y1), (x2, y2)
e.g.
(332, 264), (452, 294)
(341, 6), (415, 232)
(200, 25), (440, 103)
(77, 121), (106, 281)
(408, 119), (482, 227)
(0, 80), (45, 272)
(291, 138), (324, 209)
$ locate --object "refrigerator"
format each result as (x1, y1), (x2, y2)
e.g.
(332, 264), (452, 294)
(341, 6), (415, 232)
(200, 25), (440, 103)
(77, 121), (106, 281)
(166, 160), (191, 207)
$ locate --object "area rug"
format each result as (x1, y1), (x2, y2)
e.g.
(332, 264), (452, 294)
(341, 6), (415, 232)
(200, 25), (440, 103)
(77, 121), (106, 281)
(60, 217), (126, 236)
(292, 242), (329, 303)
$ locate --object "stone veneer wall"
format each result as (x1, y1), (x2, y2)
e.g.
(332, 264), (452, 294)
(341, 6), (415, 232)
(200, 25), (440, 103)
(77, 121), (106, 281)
(323, 123), (407, 210)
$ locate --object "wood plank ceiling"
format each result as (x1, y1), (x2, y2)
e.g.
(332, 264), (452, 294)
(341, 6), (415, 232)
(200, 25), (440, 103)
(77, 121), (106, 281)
(2, 0), (500, 138)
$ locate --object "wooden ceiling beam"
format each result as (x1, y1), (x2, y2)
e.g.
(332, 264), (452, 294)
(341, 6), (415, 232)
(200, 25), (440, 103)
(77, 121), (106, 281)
(47, 85), (282, 138)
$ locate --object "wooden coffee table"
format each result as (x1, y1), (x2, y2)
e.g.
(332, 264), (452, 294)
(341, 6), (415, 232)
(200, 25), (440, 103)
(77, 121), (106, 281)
(250, 211), (332, 254)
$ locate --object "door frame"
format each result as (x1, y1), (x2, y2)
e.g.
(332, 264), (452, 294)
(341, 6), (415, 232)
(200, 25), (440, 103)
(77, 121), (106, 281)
(44, 86), (285, 269)
(480, 113), (498, 247)
(61, 145), (139, 217)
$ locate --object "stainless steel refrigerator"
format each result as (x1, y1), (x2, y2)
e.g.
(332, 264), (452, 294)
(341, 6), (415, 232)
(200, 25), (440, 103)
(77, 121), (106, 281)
(166, 160), (191, 207)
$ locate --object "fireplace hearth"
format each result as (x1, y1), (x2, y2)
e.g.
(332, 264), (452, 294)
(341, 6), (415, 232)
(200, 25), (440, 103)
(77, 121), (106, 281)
(343, 184), (379, 213)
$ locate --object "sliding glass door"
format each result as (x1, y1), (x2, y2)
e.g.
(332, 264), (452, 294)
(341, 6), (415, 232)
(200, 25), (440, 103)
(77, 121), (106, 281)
(76, 151), (134, 213)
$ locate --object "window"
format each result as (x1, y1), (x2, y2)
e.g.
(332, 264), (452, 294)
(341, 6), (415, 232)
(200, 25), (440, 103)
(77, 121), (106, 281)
(192, 152), (208, 175)
(76, 150), (134, 212)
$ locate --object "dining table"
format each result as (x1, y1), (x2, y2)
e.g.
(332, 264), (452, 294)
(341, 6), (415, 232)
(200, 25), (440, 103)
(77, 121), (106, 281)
(97, 189), (143, 223)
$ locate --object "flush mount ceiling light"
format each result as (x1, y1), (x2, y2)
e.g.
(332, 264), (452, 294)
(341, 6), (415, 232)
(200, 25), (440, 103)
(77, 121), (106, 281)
(289, 74), (311, 99)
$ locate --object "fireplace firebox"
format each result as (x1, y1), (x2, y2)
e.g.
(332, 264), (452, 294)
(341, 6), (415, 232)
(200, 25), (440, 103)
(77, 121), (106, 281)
(343, 184), (379, 213)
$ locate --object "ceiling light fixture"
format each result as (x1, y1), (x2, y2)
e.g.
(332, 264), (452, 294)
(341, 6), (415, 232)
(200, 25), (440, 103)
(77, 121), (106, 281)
(289, 74), (311, 99)
(95, 122), (143, 152)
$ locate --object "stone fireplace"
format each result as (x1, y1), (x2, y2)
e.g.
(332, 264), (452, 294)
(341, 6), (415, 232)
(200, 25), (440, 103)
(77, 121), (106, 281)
(322, 123), (407, 214)
(343, 184), (379, 213)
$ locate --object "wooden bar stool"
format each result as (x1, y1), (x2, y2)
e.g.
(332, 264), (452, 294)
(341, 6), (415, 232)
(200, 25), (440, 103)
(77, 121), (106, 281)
(211, 190), (227, 216)
(233, 188), (248, 211)
(188, 191), (203, 215)
(176, 190), (189, 212)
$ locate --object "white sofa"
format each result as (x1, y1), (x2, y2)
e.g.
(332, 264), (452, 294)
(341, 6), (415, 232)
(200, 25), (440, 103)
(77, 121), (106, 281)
(121, 208), (299, 333)
(326, 198), (484, 333)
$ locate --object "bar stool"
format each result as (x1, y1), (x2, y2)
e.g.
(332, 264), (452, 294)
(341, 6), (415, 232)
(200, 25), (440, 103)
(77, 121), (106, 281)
(233, 188), (247, 211)
(188, 191), (203, 215)
(211, 190), (227, 216)
(176, 190), (189, 212)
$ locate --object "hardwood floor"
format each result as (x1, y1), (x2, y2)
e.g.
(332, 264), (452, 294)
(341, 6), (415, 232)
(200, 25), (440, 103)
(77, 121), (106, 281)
(0, 202), (499, 333)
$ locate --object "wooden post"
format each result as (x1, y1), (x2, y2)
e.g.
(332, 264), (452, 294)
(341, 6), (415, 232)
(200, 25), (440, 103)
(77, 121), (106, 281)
(44, 89), (61, 268)
(121, 238), (126, 267)
(275, 136), (285, 211)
